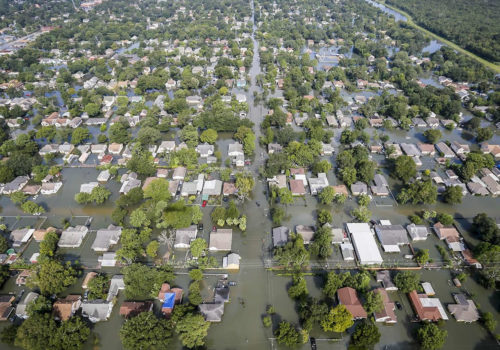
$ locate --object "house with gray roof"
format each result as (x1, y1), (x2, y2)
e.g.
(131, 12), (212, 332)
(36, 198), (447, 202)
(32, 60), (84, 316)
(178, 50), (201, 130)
(351, 181), (368, 196)
(267, 143), (283, 154)
(58, 226), (89, 248)
(400, 143), (421, 157)
(374, 225), (409, 252)
(2, 176), (29, 194)
(436, 142), (455, 158)
(81, 300), (113, 323)
(10, 228), (34, 247)
(119, 175), (141, 194)
(308, 173), (329, 195)
(174, 225), (198, 249)
(91, 225), (122, 252)
(295, 225), (315, 244)
(272, 226), (289, 247)
(202, 180), (222, 197)
(376, 270), (398, 291)
(447, 294), (479, 323)
(106, 275), (125, 302)
(223, 253), (241, 269)
(406, 224), (430, 241)
(209, 229), (232, 251)
(172, 167), (187, 180)
(80, 182), (98, 194)
(195, 143), (214, 158)
(15, 292), (39, 319)
(199, 303), (224, 322)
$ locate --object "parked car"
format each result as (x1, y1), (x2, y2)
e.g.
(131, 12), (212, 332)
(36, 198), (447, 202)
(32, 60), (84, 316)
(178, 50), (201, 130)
(310, 337), (317, 350)
(202, 200), (207, 207)
(395, 301), (402, 310)
(228, 281), (237, 286)
(198, 223), (203, 231)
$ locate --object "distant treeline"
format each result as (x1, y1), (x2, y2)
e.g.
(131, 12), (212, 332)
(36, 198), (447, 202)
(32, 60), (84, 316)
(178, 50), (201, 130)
(386, 0), (500, 62)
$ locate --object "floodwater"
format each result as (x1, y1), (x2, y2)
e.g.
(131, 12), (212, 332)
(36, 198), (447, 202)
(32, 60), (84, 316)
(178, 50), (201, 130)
(364, 0), (408, 22)
(0, 1), (499, 349)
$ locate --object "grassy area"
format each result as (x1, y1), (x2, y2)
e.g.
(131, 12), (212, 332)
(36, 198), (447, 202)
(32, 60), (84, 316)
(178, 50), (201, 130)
(375, 0), (500, 74)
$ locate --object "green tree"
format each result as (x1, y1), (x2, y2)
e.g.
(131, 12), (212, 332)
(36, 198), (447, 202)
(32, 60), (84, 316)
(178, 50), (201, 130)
(123, 264), (174, 300)
(423, 129), (442, 144)
(21, 201), (45, 215)
(349, 320), (381, 350)
(317, 209), (332, 225)
(137, 127), (161, 146)
(397, 180), (437, 205)
(15, 313), (57, 350)
(130, 209), (150, 228)
(313, 160), (332, 174)
(39, 230), (59, 257)
(351, 206), (372, 222)
(200, 129), (218, 144)
(364, 291), (383, 314)
(323, 271), (344, 299)
(271, 206), (286, 225)
(143, 178), (171, 203)
(175, 313), (210, 349)
(84, 103), (100, 117)
(340, 167), (357, 186)
(188, 281), (203, 306)
(394, 271), (420, 293)
(146, 241), (159, 259)
(0, 235), (7, 254)
(29, 259), (77, 295)
(319, 187), (335, 204)
(415, 249), (430, 265)
(188, 269), (203, 281)
(70, 127), (90, 145)
(87, 274), (109, 300)
(436, 213), (454, 225)
(90, 186), (111, 204)
(279, 187), (294, 207)
(10, 191), (27, 204)
(275, 321), (300, 347)
(274, 234), (310, 269)
(310, 225), (333, 259)
(358, 194), (371, 206)
(235, 172), (255, 200)
(393, 156), (416, 183)
(476, 128), (493, 142)
(482, 312), (497, 333)
(473, 213), (500, 244)
(321, 304), (354, 333)
(190, 238), (207, 259)
(442, 186), (462, 204)
(417, 323), (447, 350)
(288, 274), (309, 300)
(120, 312), (172, 350)
(55, 316), (90, 350)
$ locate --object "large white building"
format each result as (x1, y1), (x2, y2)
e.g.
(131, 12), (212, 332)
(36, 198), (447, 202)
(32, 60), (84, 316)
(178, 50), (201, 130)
(346, 223), (383, 265)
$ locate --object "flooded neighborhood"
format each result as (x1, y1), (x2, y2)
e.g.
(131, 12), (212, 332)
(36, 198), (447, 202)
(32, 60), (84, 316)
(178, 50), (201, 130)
(0, 0), (498, 349)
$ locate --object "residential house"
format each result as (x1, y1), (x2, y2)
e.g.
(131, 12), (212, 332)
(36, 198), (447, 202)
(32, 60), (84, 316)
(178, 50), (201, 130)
(337, 287), (367, 319)
(91, 225), (122, 252)
(99, 252), (118, 267)
(223, 182), (237, 197)
(158, 141), (176, 154)
(346, 223), (383, 265)
(16, 292), (39, 319)
(481, 176), (500, 196)
(295, 225), (315, 244)
(97, 170), (111, 182)
(290, 168), (307, 186)
(289, 179), (306, 196)
(58, 226), (89, 248)
(321, 143), (334, 156)
(202, 179), (222, 197)
(272, 226), (289, 248)
(308, 173), (329, 195)
(2, 176), (29, 194)
(53, 295), (82, 321)
(174, 225), (198, 249)
(418, 143), (436, 156)
(406, 224), (430, 241)
(80, 182), (98, 194)
(351, 182), (368, 196)
(120, 301), (152, 318)
(81, 300), (113, 323)
(408, 290), (448, 321)
(223, 253), (241, 270)
(376, 270), (397, 291)
(435, 142), (455, 158)
(172, 167), (187, 181)
(9, 228), (34, 247)
(41, 182), (62, 194)
(374, 288), (397, 323)
(119, 173), (141, 194)
(268, 175), (287, 190)
(374, 225), (409, 252)
(108, 143), (123, 155)
(447, 294), (479, 323)
(433, 223), (462, 251)
(0, 295), (15, 321)
(209, 229), (232, 251)
(82, 272), (97, 289)
(199, 303), (225, 322)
